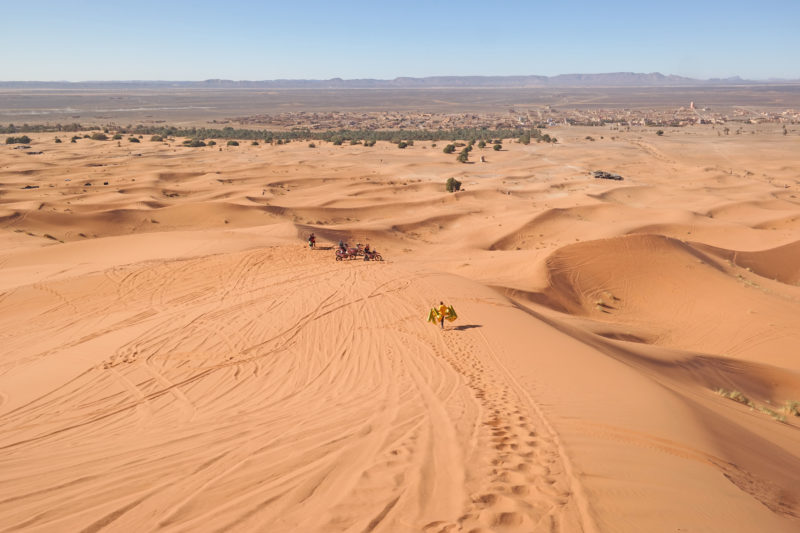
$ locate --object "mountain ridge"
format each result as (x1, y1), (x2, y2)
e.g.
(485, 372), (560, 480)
(2, 72), (799, 89)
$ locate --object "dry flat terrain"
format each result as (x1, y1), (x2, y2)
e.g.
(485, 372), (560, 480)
(1, 127), (799, 532)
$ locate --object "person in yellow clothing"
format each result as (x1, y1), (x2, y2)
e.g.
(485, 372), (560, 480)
(437, 301), (448, 329)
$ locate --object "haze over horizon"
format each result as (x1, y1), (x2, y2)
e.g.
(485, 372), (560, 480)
(3, 0), (798, 82)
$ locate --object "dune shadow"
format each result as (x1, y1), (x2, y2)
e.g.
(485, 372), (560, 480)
(452, 324), (482, 331)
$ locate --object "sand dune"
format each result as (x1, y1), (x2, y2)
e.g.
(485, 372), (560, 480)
(1, 127), (799, 532)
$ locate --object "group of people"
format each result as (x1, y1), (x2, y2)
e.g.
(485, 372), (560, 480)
(307, 234), (378, 260)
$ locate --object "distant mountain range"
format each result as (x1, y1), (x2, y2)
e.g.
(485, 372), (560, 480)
(2, 73), (799, 89)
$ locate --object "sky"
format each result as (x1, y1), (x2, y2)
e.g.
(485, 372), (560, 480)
(1, 0), (798, 81)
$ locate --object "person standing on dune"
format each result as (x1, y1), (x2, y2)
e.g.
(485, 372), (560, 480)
(437, 301), (448, 329)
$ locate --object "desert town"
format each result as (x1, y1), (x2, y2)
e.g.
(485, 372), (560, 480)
(226, 104), (800, 131)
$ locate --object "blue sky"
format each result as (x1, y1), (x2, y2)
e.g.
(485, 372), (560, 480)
(2, 0), (798, 81)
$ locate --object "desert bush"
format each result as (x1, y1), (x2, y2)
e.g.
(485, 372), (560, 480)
(54, 137), (62, 143)
(478, 140), (486, 148)
(445, 177), (462, 192)
(184, 139), (206, 147)
(6, 135), (32, 144)
(656, 130), (664, 136)
(456, 151), (469, 163)
(493, 143), (502, 151)
(443, 144), (456, 154)
(251, 140), (259, 146)
(90, 132), (108, 141)
(150, 135), (163, 142)
(128, 137), (140, 143)
(715, 388), (752, 406)
(71, 135), (80, 142)
(207, 140), (216, 146)
(227, 140), (239, 146)
(364, 139), (376, 147)
(308, 142), (316, 148)
(397, 141), (408, 149)
(112, 133), (122, 140)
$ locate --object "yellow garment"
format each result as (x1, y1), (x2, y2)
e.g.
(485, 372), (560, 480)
(427, 308), (438, 324)
(438, 304), (448, 318)
(445, 305), (458, 322)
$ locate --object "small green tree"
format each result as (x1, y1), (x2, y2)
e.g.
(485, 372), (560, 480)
(446, 177), (462, 192)
(493, 143), (501, 151)
(129, 137), (140, 143)
(478, 140), (486, 148)
(5, 135), (32, 144)
(150, 135), (163, 142)
(227, 140), (239, 146)
(90, 132), (108, 141)
(397, 141), (408, 149)
(443, 144), (456, 154)
(112, 133), (122, 140)
(457, 150), (469, 163)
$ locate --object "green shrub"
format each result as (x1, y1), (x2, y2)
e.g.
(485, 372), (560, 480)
(227, 140), (239, 146)
(457, 152), (469, 163)
(112, 133), (122, 140)
(90, 132), (108, 141)
(478, 140), (486, 148)
(207, 140), (216, 146)
(54, 137), (62, 143)
(251, 141), (259, 146)
(128, 137), (140, 143)
(184, 139), (206, 147)
(446, 177), (462, 192)
(493, 143), (502, 151)
(6, 135), (32, 144)
(443, 144), (456, 154)
(397, 141), (408, 149)
(150, 135), (163, 142)
(656, 130), (664, 136)
(308, 142), (316, 148)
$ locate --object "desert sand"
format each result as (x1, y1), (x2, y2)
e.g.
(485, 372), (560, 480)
(1, 127), (799, 532)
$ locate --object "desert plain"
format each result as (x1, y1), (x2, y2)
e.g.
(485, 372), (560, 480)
(1, 121), (799, 533)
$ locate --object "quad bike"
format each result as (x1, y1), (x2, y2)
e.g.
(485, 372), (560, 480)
(335, 248), (358, 261)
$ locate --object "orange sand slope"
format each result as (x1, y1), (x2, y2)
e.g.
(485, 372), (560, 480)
(1, 128), (799, 532)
